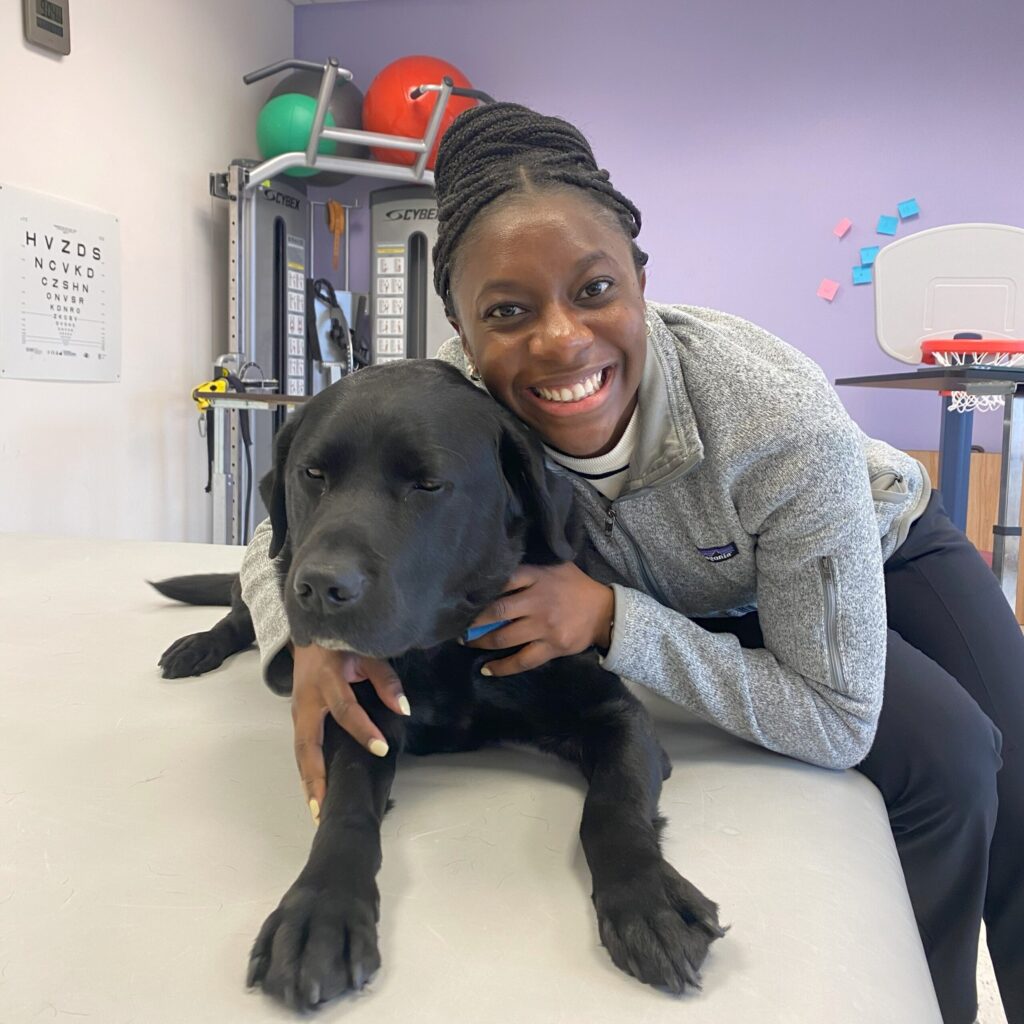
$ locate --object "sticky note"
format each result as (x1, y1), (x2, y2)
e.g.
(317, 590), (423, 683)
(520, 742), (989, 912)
(860, 246), (881, 266)
(833, 217), (852, 239)
(898, 198), (920, 219)
(853, 266), (873, 285)
(877, 215), (899, 235)
(817, 278), (840, 302)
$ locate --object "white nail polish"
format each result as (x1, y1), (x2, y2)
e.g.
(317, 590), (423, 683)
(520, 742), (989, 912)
(369, 738), (390, 757)
(480, 665), (492, 677)
(398, 695), (412, 717)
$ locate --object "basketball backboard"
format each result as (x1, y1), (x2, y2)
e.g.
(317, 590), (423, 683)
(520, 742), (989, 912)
(874, 223), (1024, 365)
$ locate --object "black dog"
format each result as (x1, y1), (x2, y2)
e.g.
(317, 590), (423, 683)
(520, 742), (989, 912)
(153, 360), (724, 1011)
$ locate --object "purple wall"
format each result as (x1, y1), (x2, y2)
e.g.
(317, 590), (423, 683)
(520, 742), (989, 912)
(296, 0), (1024, 452)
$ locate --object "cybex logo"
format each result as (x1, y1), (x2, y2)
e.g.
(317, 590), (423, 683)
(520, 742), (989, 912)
(385, 208), (438, 221)
(261, 190), (301, 210)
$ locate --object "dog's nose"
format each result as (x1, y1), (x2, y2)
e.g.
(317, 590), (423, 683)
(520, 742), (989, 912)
(294, 562), (367, 611)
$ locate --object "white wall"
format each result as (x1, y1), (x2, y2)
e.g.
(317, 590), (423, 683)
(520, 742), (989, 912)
(0, 0), (294, 542)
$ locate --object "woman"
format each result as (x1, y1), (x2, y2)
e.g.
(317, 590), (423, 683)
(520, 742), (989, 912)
(240, 102), (1022, 1024)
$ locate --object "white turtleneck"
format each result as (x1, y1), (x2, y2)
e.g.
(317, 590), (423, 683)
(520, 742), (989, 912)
(543, 405), (640, 500)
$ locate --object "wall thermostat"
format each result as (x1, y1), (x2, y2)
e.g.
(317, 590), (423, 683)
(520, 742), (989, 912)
(23, 0), (70, 56)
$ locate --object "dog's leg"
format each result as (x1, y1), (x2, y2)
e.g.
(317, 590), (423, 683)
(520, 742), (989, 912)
(158, 577), (255, 678)
(247, 684), (403, 1011)
(575, 695), (725, 993)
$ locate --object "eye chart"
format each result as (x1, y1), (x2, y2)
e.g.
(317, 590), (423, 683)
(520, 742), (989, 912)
(0, 184), (121, 382)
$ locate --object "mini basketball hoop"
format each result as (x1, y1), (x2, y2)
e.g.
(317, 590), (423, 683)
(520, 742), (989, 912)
(874, 223), (1024, 415)
(921, 337), (1024, 413)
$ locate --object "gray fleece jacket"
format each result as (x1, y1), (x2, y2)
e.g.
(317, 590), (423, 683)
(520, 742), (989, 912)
(240, 303), (930, 770)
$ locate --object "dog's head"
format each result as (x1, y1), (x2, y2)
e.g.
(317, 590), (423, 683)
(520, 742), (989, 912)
(259, 361), (576, 658)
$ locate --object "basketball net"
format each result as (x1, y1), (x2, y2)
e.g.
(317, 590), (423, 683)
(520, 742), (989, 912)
(920, 340), (1024, 413)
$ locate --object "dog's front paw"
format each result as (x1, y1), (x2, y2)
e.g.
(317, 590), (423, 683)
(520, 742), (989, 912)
(593, 861), (725, 994)
(246, 877), (381, 1010)
(158, 632), (230, 678)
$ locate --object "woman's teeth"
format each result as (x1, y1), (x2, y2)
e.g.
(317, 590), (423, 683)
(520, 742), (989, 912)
(532, 368), (605, 404)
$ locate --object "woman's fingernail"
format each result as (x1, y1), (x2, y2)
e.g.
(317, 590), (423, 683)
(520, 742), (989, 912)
(480, 665), (493, 677)
(369, 738), (390, 757)
(308, 798), (320, 825)
(398, 695), (412, 716)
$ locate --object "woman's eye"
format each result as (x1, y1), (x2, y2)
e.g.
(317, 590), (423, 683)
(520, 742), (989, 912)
(582, 279), (612, 299)
(414, 480), (445, 493)
(305, 467), (324, 480)
(488, 303), (525, 320)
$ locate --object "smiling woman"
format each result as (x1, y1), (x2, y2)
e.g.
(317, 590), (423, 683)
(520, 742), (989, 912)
(431, 104), (649, 459)
(447, 192), (647, 459)
(238, 100), (1024, 1024)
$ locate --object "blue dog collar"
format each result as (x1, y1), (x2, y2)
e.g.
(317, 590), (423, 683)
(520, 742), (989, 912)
(462, 619), (511, 643)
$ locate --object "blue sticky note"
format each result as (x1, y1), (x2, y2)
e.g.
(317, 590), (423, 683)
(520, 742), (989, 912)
(463, 619), (511, 642)
(853, 266), (873, 285)
(877, 215), (899, 236)
(898, 198), (920, 219)
(860, 245), (881, 266)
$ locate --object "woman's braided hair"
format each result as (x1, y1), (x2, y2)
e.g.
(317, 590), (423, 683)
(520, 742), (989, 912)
(431, 102), (648, 319)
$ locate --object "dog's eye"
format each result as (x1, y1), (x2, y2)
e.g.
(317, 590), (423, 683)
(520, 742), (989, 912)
(305, 468), (324, 480)
(413, 480), (444, 493)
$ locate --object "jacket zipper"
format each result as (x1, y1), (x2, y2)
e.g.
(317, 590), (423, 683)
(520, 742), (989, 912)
(604, 505), (671, 607)
(818, 556), (846, 691)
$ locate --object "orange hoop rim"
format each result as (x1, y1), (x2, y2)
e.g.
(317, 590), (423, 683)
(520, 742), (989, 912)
(921, 339), (1024, 364)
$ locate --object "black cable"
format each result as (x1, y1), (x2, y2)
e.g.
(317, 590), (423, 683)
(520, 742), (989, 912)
(216, 367), (255, 544)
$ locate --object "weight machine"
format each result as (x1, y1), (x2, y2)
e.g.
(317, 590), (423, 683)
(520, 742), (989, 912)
(202, 57), (491, 545)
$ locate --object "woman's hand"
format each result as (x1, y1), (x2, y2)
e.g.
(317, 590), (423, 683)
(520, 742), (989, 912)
(290, 644), (409, 823)
(463, 563), (614, 676)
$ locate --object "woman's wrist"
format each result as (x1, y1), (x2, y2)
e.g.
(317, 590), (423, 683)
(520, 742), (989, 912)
(593, 583), (615, 653)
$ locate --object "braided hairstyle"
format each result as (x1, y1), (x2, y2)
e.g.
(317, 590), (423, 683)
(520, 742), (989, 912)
(432, 102), (648, 320)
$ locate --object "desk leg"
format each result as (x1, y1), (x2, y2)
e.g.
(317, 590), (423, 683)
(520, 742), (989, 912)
(992, 393), (1024, 615)
(938, 402), (973, 532)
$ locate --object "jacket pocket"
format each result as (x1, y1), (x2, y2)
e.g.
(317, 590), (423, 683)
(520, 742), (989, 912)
(869, 467), (907, 503)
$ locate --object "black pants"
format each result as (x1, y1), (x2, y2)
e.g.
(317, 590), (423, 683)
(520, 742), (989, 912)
(698, 492), (1023, 1023)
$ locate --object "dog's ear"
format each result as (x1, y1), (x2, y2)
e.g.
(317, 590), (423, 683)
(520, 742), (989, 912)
(258, 409), (305, 560)
(498, 416), (577, 565)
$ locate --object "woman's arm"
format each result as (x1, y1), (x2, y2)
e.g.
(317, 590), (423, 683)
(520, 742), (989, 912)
(239, 518), (408, 816)
(602, 420), (887, 771)
(240, 517), (297, 695)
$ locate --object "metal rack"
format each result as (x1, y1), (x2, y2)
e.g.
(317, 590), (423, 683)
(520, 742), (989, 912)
(205, 58), (491, 545)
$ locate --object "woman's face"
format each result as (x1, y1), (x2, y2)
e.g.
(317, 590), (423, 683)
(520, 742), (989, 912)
(448, 190), (647, 458)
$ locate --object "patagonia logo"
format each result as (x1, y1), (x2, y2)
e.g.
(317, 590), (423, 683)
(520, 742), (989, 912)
(697, 542), (739, 563)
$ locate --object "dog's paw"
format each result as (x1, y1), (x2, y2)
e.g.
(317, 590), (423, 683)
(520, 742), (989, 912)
(593, 860), (725, 994)
(246, 878), (381, 1011)
(157, 632), (229, 678)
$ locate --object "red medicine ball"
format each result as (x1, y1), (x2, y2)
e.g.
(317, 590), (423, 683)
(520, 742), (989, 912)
(362, 55), (476, 169)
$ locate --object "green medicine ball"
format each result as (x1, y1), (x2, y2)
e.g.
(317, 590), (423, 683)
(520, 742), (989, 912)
(256, 93), (337, 178)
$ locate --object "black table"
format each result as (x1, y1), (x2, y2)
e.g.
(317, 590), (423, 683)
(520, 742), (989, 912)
(836, 366), (1024, 614)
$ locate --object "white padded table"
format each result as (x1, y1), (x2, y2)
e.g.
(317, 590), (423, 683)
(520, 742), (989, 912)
(0, 534), (942, 1023)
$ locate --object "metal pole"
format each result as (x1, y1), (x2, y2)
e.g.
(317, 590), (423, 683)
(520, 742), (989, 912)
(305, 60), (339, 169)
(212, 405), (232, 546)
(413, 78), (453, 180)
(244, 153), (435, 189)
(937, 401), (973, 532)
(992, 391), (1024, 613)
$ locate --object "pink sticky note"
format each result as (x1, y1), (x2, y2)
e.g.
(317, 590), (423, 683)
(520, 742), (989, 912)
(833, 217), (852, 239)
(817, 278), (840, 302)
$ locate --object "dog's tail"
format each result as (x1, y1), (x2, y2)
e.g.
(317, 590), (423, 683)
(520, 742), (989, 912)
(148, 573), (237, 606)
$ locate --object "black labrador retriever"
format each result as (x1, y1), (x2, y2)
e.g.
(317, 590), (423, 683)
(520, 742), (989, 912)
(153, 360), (724, 1010)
